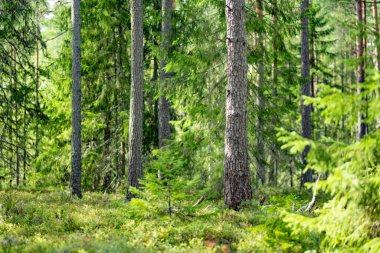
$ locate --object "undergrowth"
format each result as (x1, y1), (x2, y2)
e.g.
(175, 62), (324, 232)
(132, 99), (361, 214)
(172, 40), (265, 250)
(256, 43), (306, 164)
(0, 189), (321, 253)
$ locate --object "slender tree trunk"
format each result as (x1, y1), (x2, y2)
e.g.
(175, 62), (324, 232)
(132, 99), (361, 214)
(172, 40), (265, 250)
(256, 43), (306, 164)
(116, 0), (127, 182)
(373, 1), (380, 129)
(9, 48), (14, 187)
(224, 0), (252, 210)
(103, 112), (112, 192)
(159, 0), (173, 148)
(71, 0), (82, 198)
(126, 0), (144, 200)
(35, 41), (39, 159)
(269, 0), (278, 187)
(13, 49), (19, 187)
(356, 0), (367, 139)
(300, 0), (313, 187)
(289, 161), (294, 188)
(255, 0), (266, 185)
(23, 88), (27, 186)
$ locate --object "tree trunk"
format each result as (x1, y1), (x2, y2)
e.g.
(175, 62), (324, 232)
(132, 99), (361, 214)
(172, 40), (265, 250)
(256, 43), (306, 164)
(13, 48), (19, 187)
(224, 0), (252, 210)
(256, 0), (266, 185)
(373, 1), (380, 129)
(126, 0), (144, 200)
(103, 112), (112, 192)
(300, 0), (313, 187)
(71, 0), (82, 198)
(158, 0), (173, 148)
(35, 41), (39, 159)
(269, 0), (278, 187)
(356, 0), (367, 139)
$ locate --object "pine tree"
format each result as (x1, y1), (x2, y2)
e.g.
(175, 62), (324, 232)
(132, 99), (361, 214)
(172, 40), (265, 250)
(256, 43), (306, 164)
(71, 0), (83, 198)
(126, 0), (144, 200)
(224, 0), (252, 210)
(300, 0), (313, 187)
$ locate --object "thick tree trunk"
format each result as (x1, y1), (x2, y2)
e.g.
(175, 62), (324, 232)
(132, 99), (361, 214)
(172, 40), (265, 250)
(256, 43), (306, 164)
(159, 0), (173, 148)
(256, 0), (266, 185)
(300, 0), (313, 187)
(71, 0), (82, 198)
(356, 0), (367, 139)
(224, 0), (252, 210)
(126, 0), (144, 200)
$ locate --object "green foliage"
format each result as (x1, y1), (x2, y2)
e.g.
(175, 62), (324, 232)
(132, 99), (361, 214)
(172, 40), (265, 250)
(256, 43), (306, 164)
(0, 190), (322, 252)
(279, 82), (380, 252)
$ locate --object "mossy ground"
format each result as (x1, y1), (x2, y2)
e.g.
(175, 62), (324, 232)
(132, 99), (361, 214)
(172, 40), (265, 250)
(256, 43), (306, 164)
(0, 189), (321, 253)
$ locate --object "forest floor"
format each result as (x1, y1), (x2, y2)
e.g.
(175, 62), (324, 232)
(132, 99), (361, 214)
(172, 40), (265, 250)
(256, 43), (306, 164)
(0, 189), (323, 252)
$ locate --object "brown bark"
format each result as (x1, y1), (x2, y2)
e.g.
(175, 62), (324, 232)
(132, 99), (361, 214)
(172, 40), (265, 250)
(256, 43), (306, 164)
(224, 0), (252, 210)
(356, 0), (368, 139)
(126, 0), (144, 200)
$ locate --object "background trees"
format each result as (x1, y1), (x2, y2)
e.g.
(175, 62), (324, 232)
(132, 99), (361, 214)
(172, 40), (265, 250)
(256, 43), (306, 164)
(0, 0), (380, 252)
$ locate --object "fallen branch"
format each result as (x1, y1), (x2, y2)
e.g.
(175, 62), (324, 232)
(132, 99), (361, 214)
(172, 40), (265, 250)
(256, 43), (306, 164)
(192, 196), (205, 208)
(296, 174), (321, 213)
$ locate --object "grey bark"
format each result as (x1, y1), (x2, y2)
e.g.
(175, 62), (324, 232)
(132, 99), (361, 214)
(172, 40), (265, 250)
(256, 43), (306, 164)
(224, 0), (252, 210)
(158, 0), (173, 148)
(70, 0), (82, 198)
(256, 0), (266, 185)
(356, 0), (368, 139)
(126, 0), (144, 200)
(300, 0), (313, 187)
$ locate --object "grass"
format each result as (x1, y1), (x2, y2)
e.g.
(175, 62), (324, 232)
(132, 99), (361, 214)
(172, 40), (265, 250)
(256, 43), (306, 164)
(0, 189), (321, 252)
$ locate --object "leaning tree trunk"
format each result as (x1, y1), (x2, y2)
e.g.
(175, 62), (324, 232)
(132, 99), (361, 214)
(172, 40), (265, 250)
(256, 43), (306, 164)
(126, 0), (144, 200)
(300, 0), (313, 187)
(224, 0), (252, 210)
(256, 0), (266, 185)
(356, 0), (367, 139)
(71, 0), (82, 198)
(158, 0), (173, 148)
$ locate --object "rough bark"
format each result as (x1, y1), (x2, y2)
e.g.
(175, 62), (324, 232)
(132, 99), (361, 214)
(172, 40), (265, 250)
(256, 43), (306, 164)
(256, 0), (266, 185)
(300, 0), (313, 187)
(126, 0), (144, 200)
(356, 0), (368, 139)
(224, 0), (252, 210)
(71, 0), (82, 198)
(158, 0), (173, 148)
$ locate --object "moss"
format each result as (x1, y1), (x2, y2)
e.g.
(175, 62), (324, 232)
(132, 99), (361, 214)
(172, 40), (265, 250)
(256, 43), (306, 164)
(0, 190), (320, 252)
